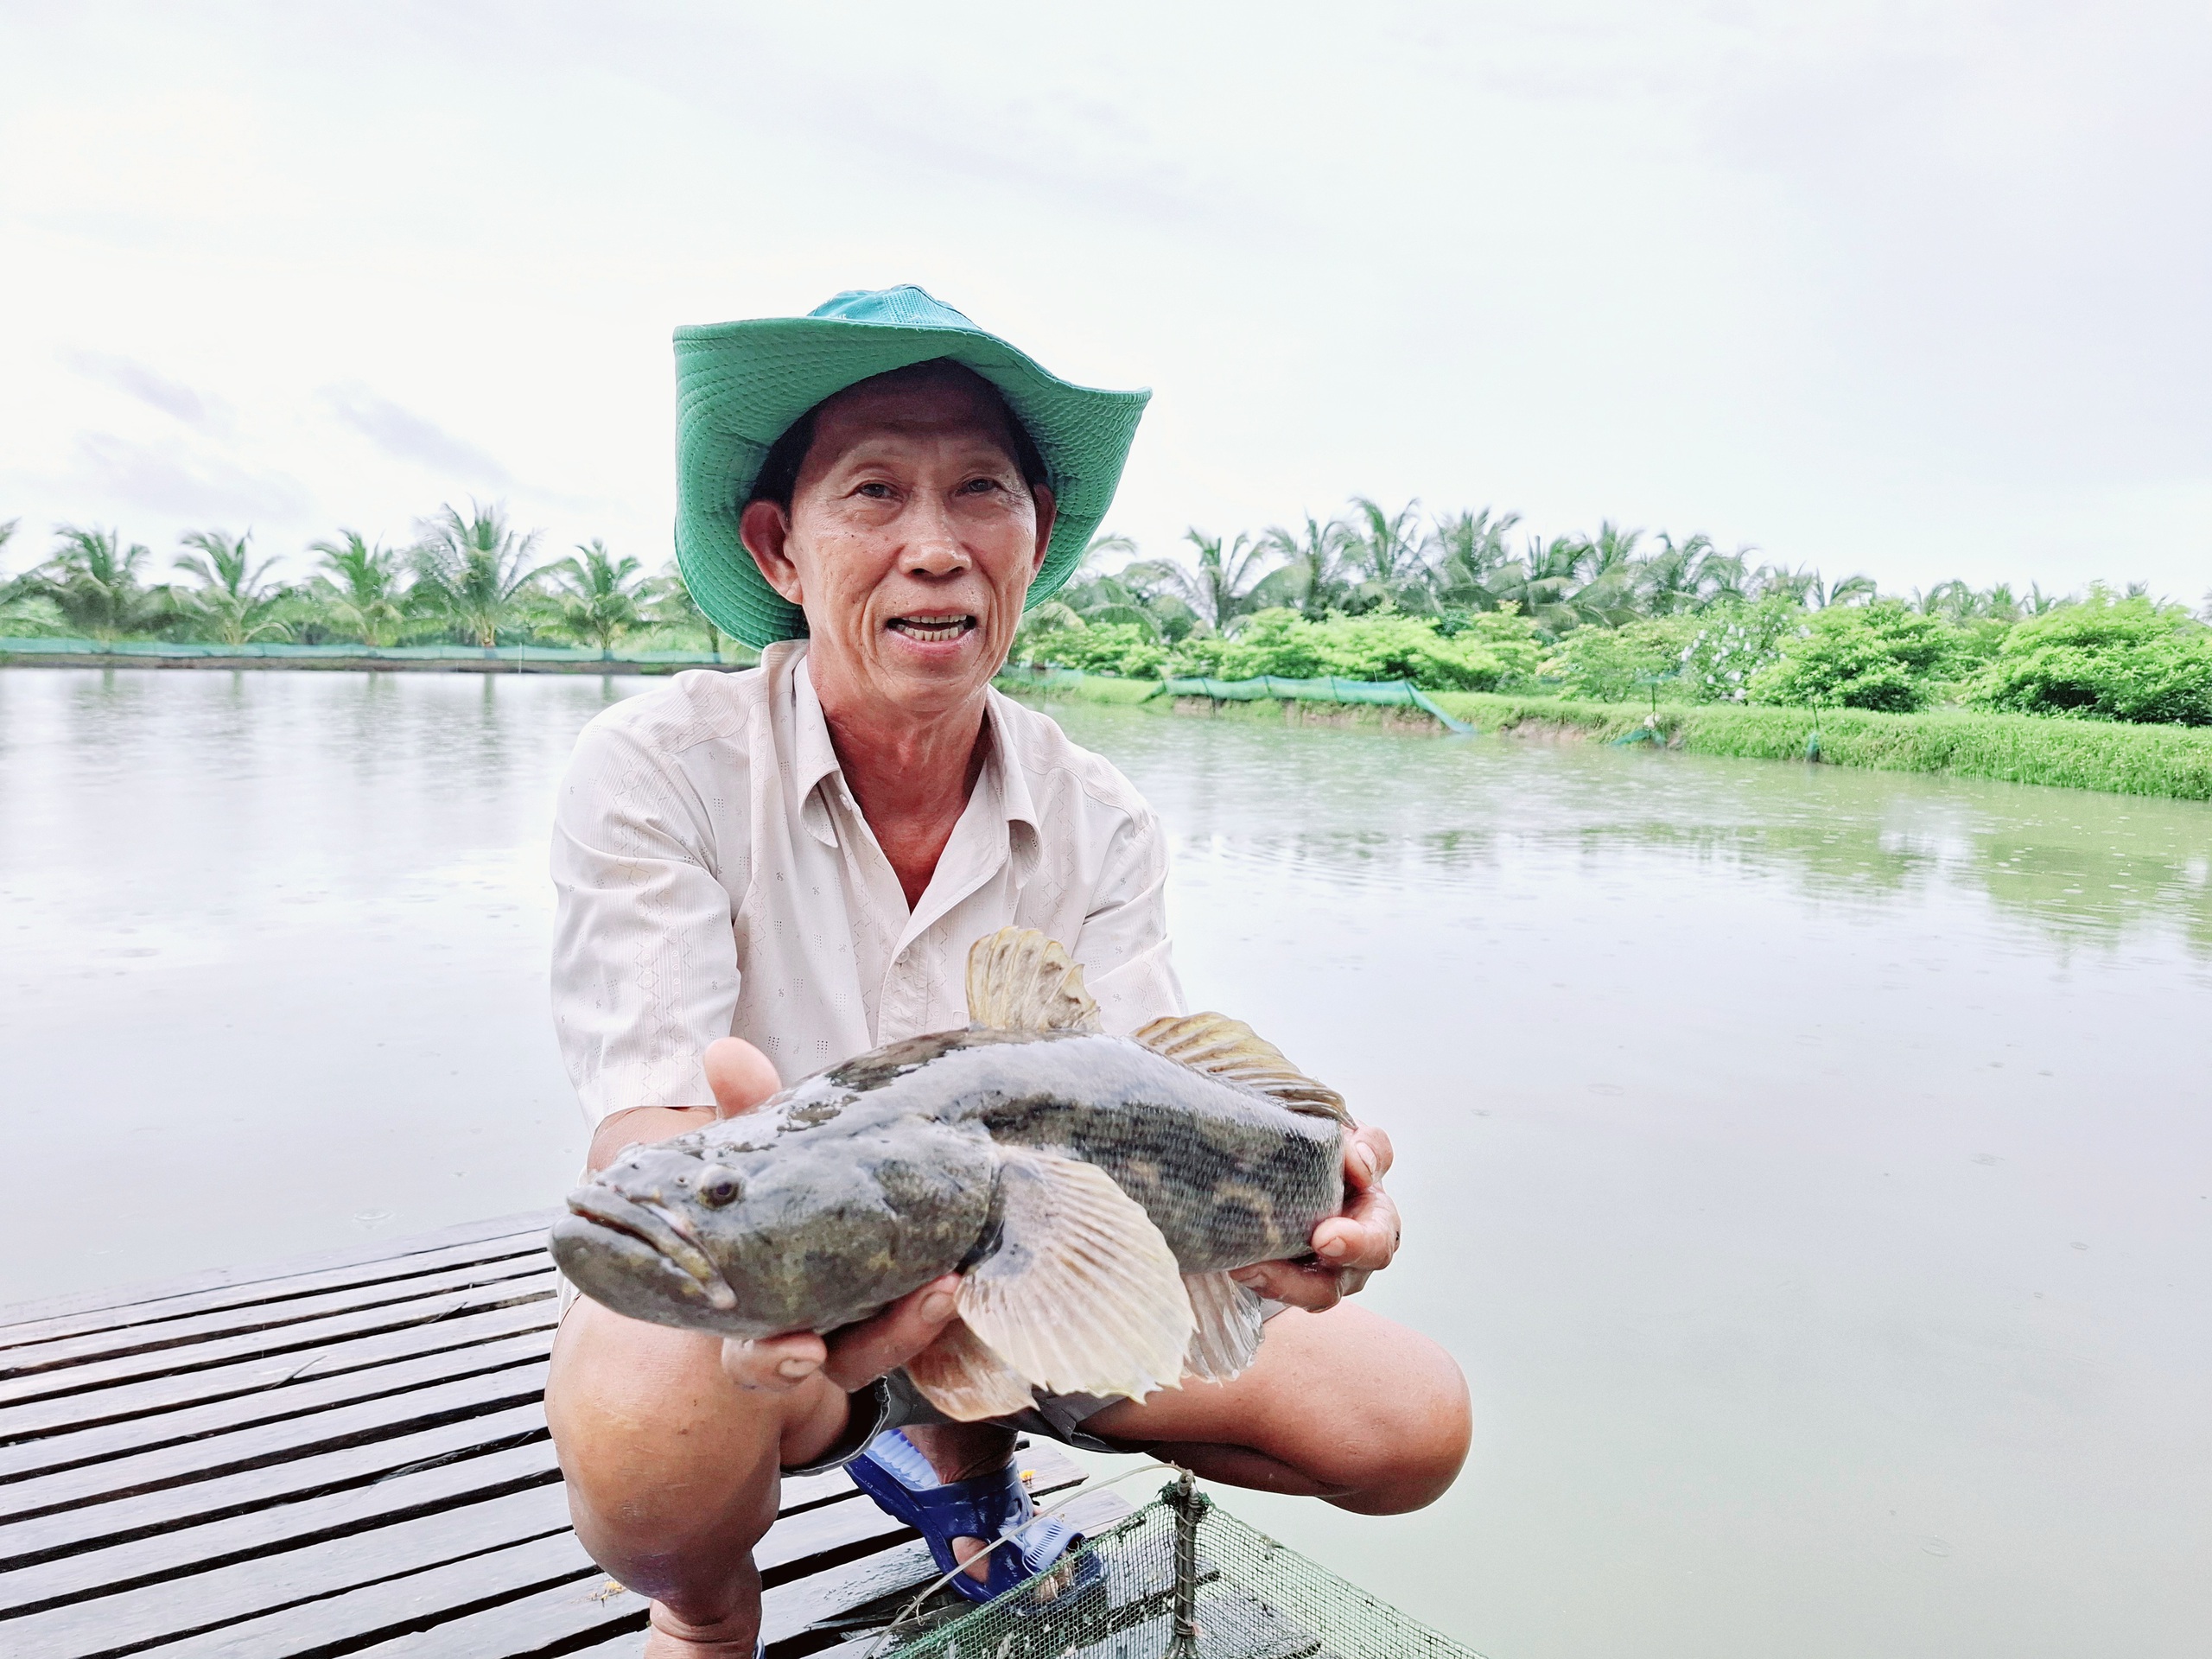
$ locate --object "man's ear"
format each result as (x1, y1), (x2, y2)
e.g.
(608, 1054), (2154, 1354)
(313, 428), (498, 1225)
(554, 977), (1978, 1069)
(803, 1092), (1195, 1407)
(1029, 484), (1058, 578)
(740, 499), (804, 605)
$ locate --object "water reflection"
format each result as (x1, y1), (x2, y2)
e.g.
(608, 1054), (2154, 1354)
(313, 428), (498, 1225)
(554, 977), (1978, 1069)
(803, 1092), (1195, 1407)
(1033, 699), (2212, 966)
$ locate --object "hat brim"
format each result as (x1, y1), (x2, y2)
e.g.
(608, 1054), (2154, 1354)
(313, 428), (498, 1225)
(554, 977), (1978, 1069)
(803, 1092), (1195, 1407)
(673, 316), (1149, 648)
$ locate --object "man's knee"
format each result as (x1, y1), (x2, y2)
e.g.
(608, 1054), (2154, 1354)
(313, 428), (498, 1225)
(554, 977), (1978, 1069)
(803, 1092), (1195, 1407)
(545, 1302), (784, 1587)
(1307, 1325), (1471, 1516)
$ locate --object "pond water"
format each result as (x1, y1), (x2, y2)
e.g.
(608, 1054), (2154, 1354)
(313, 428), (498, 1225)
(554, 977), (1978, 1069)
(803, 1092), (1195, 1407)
(2, 666), (2208, 1659)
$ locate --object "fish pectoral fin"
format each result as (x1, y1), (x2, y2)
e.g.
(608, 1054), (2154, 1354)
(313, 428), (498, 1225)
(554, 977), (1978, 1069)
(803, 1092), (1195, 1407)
(957, 1147), (1192, 1404)
(1131, 1012), (1351, 1123)
(905, 1319), (1038, 1422)
(963, 928), (1103, 1033)
(1180, 1271), (1265, 1383)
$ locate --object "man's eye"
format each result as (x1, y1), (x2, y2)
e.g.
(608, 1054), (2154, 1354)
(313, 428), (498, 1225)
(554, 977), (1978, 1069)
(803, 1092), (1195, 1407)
(959, 477), (1005, 494)
(855, 481), (895, 499)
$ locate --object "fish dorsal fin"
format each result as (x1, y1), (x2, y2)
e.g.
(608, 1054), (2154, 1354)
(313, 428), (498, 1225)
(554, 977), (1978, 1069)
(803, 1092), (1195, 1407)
(905, 1318), (1038, 1422)
(956, 1147), (1192, 1402)
(1133, 1013), (1351, 1123)
(1181, 1270), (1265, 1383)
(964, 927), (1102, 1033)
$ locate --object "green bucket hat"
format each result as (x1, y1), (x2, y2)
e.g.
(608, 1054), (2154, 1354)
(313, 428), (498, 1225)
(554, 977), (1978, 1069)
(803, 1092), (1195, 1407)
(672, 285), (1151, 648)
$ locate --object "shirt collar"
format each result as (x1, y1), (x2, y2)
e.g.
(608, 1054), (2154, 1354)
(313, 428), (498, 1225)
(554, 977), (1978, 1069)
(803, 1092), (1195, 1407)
(788, 649), (846, 848)
(788, 651), (1040, 880)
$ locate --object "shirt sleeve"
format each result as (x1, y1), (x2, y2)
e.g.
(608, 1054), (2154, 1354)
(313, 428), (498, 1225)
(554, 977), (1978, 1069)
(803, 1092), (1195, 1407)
(1075, 800), (1186, 1034)
(550, 715), (745, 1125)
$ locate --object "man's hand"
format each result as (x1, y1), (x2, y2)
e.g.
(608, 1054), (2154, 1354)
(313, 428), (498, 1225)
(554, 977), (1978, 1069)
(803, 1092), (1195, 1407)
(1230, 1123), (1400, 1313)
(688, 1037), (965, 1395)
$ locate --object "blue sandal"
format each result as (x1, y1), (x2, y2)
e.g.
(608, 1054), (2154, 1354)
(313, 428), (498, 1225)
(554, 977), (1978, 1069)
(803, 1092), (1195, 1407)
(848, 1429), (1099, 1605)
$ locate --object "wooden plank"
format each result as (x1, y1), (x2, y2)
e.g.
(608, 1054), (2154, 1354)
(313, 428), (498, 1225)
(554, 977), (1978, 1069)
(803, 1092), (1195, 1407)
(2, 1478), (575, 1656)
(0, 1328), (552, 1484)
(2, 1253), (554, 1381)
(0, 1355), (547, 1527)
(0, 1431), (559, 1618)
(0, 1397), (550, 1572)
(144, 1525), (599, 1659)
(116, 1452), (1089, 1659)
(0, 1268), (556, 1412)
(219, 1452), (1093, 1659)
(0, 1279), (556, 1433)
(0, 1212), (556, 1340)
(0, 1231), (552, 1360)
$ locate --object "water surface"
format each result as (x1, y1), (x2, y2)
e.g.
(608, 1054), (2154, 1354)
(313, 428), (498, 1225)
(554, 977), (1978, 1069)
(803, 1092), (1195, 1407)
(2, 668), (2206, 1659)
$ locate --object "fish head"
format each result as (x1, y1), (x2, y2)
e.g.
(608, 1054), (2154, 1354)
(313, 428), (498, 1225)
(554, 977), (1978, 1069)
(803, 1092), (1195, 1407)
(549, 1118), (1000, 1339)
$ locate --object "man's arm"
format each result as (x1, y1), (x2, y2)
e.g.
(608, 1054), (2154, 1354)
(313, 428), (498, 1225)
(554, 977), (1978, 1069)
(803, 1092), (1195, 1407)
(551, 717), (745, 1127)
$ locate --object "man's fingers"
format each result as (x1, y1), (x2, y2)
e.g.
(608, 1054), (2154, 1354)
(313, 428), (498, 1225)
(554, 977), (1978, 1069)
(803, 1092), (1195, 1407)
(704, 1038), (781, 1118)
(1230, 1259), (1343, 1313)
(721, 1332), (829, 1391)
(820, 1275), (963, 1393)
(1343, 1125), (1393, 1191)
(1312, 1187), (1401, 1274)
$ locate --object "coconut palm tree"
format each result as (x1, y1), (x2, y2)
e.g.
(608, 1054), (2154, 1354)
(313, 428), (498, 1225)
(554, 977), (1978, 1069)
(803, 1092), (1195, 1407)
(1140, 531), (1281, 633)
(547, 539), (647, 658)
(1426, 508), (1521, 613)
(16, 525), (170, 643)
(1255, 513), (1357, 619)
(172, 529), (292, 645)
(410, 500), (550, 648)
(1054, 531), (1168, 637)
(1485, 534), (1596, 638)
(1338, 497), (1432, 611)
(307, 531), (409, 646)
(641, 559), (733, 661)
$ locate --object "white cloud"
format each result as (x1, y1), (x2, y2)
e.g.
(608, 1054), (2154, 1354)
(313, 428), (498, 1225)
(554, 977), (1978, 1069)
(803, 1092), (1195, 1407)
(0, 0), (2204, 597)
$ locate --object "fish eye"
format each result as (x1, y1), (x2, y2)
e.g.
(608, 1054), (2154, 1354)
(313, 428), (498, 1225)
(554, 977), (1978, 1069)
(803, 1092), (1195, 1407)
(696, 1166), (742, 1207)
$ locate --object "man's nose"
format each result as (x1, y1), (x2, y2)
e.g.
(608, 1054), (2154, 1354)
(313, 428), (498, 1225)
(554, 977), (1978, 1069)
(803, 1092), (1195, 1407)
(899, 498), (971, 578)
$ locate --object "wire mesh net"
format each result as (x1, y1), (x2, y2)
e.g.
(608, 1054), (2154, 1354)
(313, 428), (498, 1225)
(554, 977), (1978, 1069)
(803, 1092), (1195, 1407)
(864, 1477), (1484, 1659)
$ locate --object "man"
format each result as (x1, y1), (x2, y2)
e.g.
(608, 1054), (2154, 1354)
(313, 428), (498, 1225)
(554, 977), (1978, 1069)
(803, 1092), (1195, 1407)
(545, 286), (1470, 1656)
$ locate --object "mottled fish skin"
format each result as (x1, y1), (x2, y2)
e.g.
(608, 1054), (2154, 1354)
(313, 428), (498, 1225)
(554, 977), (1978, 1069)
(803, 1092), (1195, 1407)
(550, 1027), (1343, 1341)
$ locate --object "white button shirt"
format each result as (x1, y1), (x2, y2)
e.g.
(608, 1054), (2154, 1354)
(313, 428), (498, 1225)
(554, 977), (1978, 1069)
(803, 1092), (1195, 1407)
(550, 641), (1185, 1124)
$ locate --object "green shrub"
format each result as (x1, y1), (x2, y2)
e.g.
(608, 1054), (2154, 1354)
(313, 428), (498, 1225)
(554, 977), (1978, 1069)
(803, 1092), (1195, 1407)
(1042, 620), (1168, 679)
(1678, 595), (1808, 702)
(1545, 615), (1702, 702)
(1166, 608), (1532, 691)
(1967, 592), (2212, 725)
(1749, 601), (1966, 712)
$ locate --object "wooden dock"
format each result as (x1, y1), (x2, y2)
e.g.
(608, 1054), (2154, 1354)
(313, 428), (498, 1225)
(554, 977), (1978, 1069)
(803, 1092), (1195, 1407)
(0, 1212), (1123, 1659)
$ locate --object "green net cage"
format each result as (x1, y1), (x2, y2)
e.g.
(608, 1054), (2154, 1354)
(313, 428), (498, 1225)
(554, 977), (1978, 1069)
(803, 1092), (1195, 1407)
(854, 1476), (1484, 1659)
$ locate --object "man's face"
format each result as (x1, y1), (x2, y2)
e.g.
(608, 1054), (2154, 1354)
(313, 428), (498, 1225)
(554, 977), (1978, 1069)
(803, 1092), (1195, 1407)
(740, 365), (1056, 720)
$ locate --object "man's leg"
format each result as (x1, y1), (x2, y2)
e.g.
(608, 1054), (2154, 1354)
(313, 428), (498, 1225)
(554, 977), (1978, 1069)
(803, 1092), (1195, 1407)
(1082, 1302), (1470, 1515)
(545, 1300), (849, 1656)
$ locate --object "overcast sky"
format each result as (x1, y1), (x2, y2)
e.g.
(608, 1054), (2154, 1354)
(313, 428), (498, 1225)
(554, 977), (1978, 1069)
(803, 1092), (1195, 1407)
(3, 1), (2207, 601)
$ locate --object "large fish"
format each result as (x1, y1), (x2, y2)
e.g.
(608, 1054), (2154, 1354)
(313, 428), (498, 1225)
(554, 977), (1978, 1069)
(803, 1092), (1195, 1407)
(550, 929), (1350, 1418)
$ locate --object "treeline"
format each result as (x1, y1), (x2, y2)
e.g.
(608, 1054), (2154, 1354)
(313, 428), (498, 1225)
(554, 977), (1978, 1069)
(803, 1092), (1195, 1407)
(0, 505), (727, 658)
(1018, 499), (2212, 727)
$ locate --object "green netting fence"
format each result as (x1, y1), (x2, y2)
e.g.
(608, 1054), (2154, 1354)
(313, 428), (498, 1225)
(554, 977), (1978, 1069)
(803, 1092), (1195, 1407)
(0, 637), (737, 665)
(865, 1476), (1484, 1659)
(1154, 675), (1474, 734)
(995, 665), (1475, 734)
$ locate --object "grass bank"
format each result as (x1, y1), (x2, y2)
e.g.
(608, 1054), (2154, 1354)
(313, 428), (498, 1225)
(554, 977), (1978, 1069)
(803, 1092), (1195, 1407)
(1429, 692), (2212, 801)
(1000, 671), (2212, 802)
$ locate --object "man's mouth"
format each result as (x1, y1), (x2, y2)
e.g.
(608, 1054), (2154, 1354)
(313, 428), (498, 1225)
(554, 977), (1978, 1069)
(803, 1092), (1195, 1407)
(887, 613), (977, 643)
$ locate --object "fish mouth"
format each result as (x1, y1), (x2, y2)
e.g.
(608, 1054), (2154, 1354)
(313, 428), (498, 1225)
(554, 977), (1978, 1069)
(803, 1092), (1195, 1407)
(563, 1187), (739, 1312)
